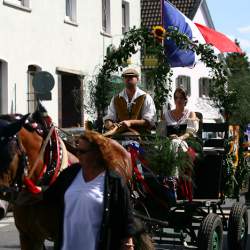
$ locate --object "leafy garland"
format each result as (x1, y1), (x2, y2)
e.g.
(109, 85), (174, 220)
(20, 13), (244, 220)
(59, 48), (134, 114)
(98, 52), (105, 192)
(89, 26), (249, 196)
(143, 135), (193, 178)
(90, 26), (228, 120)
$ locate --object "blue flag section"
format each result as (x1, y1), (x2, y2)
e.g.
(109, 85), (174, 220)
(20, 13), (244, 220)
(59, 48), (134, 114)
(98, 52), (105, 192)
(163, 0), (196, 67)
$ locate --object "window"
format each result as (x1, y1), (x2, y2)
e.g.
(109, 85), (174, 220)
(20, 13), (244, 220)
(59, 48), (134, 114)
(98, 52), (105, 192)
(176, 75), (191, 96)
(0, 60), (8, 114)
(199, 77), (211, 98)
(102, 0), (111, 33)
(122, 1), (130, 34)
(65, 0), (77, 23)
(27, 65), (41, 113)
(3, 0), (30, 9)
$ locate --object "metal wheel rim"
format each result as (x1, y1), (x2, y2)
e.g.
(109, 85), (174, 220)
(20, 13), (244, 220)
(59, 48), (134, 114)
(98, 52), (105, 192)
(240, 217), (246, 239)
(212, 230), (220, 250)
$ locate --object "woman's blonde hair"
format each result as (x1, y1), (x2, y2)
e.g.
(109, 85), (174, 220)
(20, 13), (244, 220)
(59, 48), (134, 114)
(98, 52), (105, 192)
(79, 131), (132, 182)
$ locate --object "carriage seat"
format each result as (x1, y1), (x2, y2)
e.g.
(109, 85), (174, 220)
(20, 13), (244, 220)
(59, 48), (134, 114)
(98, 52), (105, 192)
(202, 122), (227, 151)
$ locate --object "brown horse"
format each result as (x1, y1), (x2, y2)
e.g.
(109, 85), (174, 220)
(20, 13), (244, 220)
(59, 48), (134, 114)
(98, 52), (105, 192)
(0, 111), (81, 250)
(0, 111), (150, 250)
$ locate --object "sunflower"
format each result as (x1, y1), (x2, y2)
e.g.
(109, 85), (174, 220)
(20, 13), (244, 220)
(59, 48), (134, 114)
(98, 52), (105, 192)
(152, 26), (166, 42)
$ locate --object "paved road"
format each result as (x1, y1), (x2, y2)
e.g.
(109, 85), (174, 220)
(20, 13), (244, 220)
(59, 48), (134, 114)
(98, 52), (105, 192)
(0, 206), (250, 250)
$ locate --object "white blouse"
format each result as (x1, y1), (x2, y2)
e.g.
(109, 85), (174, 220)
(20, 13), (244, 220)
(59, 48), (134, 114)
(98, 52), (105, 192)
(62, 170), (105, 250)
(163, 109), (199, 136)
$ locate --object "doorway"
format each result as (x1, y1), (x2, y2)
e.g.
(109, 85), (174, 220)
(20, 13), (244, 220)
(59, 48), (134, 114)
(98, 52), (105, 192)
(60, 73), (83, 128)
(0, 60), (8, 114)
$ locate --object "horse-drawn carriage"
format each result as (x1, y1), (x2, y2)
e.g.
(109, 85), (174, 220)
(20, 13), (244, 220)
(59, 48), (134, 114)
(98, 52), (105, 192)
(103, 114), (249, 250)
(0, 108), (249, 250)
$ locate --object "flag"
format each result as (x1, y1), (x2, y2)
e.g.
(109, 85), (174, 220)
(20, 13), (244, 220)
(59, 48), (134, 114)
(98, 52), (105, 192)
(195, 23), (243, 53)
(163, 0), (205, 67)
(162, 1), (242, 68)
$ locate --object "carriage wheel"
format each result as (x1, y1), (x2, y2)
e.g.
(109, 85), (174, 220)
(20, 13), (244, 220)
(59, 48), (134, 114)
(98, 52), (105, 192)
(198, 213), (223, 250)
(228, 202), (248, 250)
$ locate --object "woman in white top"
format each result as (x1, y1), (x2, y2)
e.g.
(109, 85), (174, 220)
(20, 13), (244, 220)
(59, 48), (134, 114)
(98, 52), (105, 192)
(163, 87), (199, 142)
(162, 87), (199, 201)
(44, 131), (137, 250)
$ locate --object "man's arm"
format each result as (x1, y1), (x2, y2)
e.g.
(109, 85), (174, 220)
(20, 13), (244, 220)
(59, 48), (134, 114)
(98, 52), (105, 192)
(140, 94), (156, 128)
(104, 119), (115, 130)
(103, 97), (117, 130)
(119, 119), (148, 128)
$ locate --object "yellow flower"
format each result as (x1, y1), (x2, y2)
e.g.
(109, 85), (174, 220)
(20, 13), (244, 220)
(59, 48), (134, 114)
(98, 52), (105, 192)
(152, 26), (166, 42)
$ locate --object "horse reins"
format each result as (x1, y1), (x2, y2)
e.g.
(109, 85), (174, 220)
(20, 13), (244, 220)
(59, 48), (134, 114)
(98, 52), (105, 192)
(0, 120), (62, 200)
(0, 135), (28, 202)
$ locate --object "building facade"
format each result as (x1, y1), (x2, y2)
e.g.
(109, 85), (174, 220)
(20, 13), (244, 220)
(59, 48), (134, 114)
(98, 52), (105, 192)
(0, 0), (222, 127)
(0, 0), (140, 127)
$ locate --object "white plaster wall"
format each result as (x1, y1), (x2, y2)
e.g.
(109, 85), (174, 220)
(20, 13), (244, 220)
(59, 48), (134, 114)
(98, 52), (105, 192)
(193, 7), (210, 26)
(0, 0), (140, 124)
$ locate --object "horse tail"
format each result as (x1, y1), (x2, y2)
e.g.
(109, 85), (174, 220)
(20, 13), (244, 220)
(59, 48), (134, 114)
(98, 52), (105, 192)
(133, 218), (155, 250)
(136, 233), (155, 250)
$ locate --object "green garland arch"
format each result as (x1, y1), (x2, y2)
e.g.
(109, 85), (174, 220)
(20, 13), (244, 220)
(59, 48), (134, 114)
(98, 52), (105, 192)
(89, 26), (249, 198)
(91, 26), (228, 120)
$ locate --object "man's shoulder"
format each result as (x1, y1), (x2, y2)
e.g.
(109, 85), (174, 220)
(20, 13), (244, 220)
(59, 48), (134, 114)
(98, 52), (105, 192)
(143, 91), (154, 103)
(136, 87), (147, 95)
(117, 89), (126, 97)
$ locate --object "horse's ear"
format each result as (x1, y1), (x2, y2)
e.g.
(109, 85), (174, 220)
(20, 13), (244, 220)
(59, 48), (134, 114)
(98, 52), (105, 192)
(3, 114), (30, 138)
(32, 102), (48, 122)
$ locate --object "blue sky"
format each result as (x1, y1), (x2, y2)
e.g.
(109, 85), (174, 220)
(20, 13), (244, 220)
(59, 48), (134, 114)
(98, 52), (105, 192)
(206, 0), (250, 58)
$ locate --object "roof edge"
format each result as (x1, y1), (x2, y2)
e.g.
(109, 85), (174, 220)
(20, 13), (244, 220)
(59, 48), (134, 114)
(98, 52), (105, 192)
(200, 0), (215, 28)
(189, 0), (203, 20)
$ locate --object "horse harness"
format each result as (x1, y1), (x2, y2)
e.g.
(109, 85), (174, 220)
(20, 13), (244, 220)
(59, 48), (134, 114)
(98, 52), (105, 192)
(0, 132), (27, 202)
(0, 115), (64, 201)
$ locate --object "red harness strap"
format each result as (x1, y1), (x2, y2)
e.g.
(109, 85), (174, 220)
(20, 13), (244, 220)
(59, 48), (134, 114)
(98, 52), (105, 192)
(128, 146), (169, 209)
(24, 116), (62, 194)
(49, 129), (61, 185)
(23, 177), (42, 194)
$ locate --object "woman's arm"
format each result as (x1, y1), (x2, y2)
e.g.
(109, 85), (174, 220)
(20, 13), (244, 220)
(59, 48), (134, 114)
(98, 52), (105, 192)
(179, 111), (198, 140)
(189, 111), (197, 119)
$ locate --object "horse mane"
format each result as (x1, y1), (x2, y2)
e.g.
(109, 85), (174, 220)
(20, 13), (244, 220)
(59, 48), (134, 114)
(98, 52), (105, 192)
(31, 102), (48, 125)
(0, 104), (48, 134)
(0, 114), (23, 122)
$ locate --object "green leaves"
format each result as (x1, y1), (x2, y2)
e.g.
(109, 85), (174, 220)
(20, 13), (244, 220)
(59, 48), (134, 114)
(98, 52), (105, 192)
(144, 136), (193, 178)
(90, 26), (228, 121)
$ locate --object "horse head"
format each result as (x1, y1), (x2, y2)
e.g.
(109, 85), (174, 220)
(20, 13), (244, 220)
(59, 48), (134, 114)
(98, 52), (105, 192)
(0, 114), (30, 200)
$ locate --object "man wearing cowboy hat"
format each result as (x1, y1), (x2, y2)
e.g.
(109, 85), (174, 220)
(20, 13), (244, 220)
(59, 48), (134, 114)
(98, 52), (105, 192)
(104, 68), (156, 134)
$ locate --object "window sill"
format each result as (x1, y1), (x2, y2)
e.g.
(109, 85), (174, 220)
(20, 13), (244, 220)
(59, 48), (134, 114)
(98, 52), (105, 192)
(100, 31), (112, 38)
(64, 19), (78, 27)
(3, 0), (31, 12)
(200, 96), (210, 100)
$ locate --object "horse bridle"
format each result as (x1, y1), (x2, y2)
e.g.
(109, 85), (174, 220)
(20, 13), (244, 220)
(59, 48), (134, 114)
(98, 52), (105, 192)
(0, 134), (29, 202)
